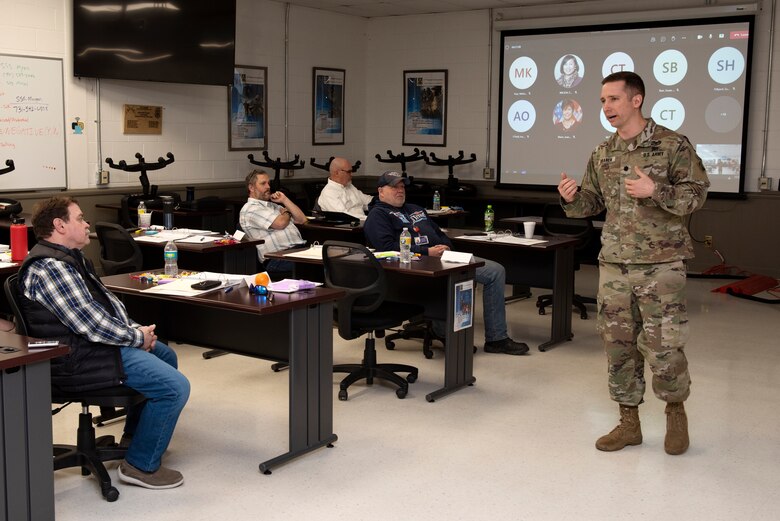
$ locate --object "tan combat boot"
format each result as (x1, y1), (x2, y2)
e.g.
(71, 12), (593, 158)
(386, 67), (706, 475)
(595, 404), (642, 451)
(664, 402), (689, 455)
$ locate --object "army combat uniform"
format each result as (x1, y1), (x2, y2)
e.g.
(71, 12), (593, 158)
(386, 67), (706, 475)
(563, 118), (709, 406)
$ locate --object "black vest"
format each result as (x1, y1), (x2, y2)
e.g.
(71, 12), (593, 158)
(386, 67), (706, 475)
(18, 241), (126, 392)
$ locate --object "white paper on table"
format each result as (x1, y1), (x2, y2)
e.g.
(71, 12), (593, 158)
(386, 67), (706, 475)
(283, 244), (323, 260)
(491, 236), (547, 245)
(142, 277), (226, 296)
(175, 235), (219, 244)
(0, 261), (17, 268)
(134, 235), (171, 244)
(185, 271), (246, 284)
(441, 250), (473, 264)
(454, 234), (547, 246)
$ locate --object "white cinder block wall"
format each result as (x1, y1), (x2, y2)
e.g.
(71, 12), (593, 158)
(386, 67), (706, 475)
(0, 0), (778, 191)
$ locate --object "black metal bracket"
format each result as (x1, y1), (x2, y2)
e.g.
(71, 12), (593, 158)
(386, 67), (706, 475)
(375, 148), (426, 178)
(248, 152), (306, 192)
(423, 150), (477, 188)
(105, 152), (175, 197)
(0, 159), (15, 176)
(309, 157), (362, 174)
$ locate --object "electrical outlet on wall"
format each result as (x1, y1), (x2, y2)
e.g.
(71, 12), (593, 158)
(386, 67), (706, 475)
(483, 167), (494, 179)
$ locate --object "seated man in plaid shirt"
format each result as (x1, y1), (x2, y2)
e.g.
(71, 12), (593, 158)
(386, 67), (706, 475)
(18, 196), (190, 490)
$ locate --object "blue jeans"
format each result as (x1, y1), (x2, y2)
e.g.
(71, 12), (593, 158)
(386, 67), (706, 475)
(120, 342), (190, 472)
(432, 257), (508, 343)
(475, 257), (509, 342)
(265, 258), (295, 274)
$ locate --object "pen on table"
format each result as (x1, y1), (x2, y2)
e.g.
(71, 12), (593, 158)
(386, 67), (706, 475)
(200, 236), (206, 242)
(224, 285), (233, 294)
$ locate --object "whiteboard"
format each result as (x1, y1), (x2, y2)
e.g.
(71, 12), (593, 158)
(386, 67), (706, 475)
(0, 54), (67, 192)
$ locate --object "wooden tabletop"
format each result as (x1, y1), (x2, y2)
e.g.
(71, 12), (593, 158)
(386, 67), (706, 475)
(102, 272), (344, 315)
(0, 330), (69, 370)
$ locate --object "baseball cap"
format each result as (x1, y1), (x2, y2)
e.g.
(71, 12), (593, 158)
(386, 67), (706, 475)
(377, 170), (411, 188)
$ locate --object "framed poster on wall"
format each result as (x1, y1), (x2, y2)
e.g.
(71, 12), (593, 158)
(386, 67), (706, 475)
(403, 69), (447, 147)
(312, 67), (345, 145)
(229, 65), (267, 150)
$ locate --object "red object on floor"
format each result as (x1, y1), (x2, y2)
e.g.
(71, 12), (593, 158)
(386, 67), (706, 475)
(712, 275), (779, 295)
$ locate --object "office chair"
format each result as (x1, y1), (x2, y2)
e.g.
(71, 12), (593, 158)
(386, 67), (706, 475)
(95, 222), (145, 275)
(384, 320), (441, 359)
(535, 203), (597, 319)
(323, 241), (421, 400)
(4, 273), (145, 502)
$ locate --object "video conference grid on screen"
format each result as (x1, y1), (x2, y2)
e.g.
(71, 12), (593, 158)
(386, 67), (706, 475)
(497, 16), (753, 195)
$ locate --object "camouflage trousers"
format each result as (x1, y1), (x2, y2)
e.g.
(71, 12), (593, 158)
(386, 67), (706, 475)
(597, 261), (691, 406)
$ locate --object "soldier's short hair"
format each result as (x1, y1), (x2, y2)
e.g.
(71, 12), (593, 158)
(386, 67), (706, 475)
(603, 71), (645, 109)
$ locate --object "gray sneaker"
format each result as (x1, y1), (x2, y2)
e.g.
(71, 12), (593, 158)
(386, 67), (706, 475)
(118, 461), (184, 489)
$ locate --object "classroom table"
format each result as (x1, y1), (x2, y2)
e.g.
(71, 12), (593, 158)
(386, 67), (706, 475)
(447, 230), (581, 351)
(266, 248), (483, 402)
(0, 331), (68, 521)
(101, 273), (343, 474)
(133, 235), (263, 274)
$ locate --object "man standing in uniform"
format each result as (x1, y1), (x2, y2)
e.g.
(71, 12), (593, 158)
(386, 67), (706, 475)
(558, 72), (709, 455)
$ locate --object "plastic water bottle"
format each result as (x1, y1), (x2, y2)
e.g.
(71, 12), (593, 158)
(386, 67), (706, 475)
(484, 204), (495, 232)
(163, 240), (178, 276)
(432, 190), (441, 211)
(399, 227), (412, 264)
(136, 200), (147, 228)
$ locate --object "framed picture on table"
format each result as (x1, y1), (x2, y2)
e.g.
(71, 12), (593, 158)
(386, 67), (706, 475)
(403, 69), (447, 147)
(228, 65), (267, 151)
(312, 67), (345, 145)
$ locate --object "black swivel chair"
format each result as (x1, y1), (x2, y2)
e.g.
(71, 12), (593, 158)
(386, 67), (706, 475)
(535, 203), (597, 319)
(4, 273), (145, 502)
(95, 222), (145, 275)
(323, 241), (422, 400)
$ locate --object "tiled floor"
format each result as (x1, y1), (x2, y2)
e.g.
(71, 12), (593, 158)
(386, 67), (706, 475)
(52, 266), (780, 520)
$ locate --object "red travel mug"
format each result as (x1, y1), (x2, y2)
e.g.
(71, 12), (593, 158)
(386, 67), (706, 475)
(10, 216), (28, 262)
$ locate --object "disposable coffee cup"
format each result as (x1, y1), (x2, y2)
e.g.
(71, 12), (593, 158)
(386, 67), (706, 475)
(523, 221), (536, 239)
(138, 211), (152, 229)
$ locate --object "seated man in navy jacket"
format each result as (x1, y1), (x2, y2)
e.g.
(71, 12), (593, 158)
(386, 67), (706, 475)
(364, 171), (529, 355)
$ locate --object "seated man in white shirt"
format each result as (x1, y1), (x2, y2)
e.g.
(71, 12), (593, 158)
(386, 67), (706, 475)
(317, 157), (374, 220)
(239, 169), (307, 273)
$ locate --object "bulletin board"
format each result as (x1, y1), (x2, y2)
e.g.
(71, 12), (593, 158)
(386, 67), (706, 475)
(0, 54), (67, 192)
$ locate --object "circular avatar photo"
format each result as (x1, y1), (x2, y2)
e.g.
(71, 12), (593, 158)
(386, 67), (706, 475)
(552, 98), (582, 132)
(555, 54), (584, 89)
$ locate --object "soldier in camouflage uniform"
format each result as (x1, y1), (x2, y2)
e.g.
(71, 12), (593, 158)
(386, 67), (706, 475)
(558, 71), (709, 455)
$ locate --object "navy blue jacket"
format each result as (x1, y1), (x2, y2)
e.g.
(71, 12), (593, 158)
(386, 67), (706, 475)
(364, 201), (452, 255)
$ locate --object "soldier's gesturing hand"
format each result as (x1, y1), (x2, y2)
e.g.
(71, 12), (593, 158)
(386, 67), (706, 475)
(625, 166), (655, 199)
(558, 172), (578, 203)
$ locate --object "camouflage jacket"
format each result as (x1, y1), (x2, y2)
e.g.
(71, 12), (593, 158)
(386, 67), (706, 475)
(563, 118), (709, 264)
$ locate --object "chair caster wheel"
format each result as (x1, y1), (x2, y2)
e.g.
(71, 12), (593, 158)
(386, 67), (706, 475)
(104, 487), (119, 502)
(396, 388), (407, 399)
(338, 389), (348, 401)
(538, 308), (546, 315)
(580, 313), (588, 320)
(385, 340), (395, 350)
(406, 373), (417, 383)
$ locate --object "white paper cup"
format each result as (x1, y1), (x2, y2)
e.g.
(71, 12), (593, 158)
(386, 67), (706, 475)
(138, 212), (152, 228)
(523, 221), (536, 239)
